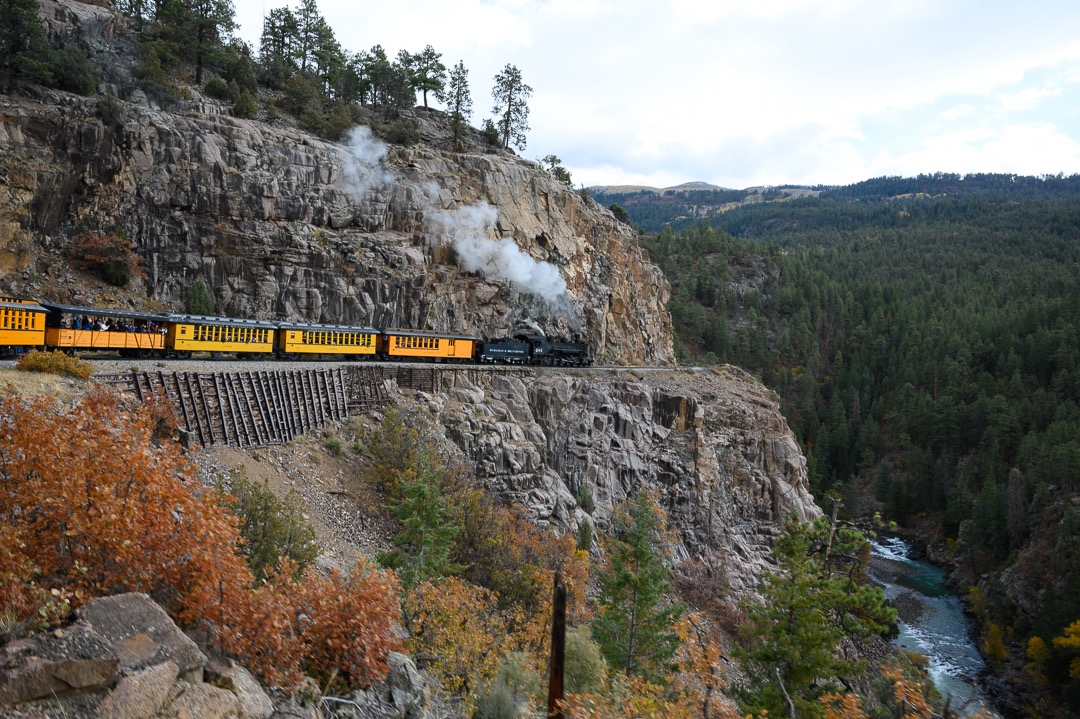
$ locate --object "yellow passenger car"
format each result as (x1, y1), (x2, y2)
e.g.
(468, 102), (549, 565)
(0, 299), (46, 352)
(276, 321), (379, 358)
(377, 328), (477, 363)
(163, 314), (276, 357)
(41, 303), (168, 357)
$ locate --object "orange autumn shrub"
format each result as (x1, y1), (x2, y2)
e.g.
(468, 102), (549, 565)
(0, 387), (403, 694)
(0, 525), (41, 633)
(0, 386), (252, 626)
(222, 558), (403, 693)
(67, 229), (146, 286)
(821, 692), (870, 719)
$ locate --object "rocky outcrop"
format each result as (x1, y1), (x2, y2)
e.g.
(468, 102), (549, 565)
(0, 593), (432, 719)
(424, 364), (819, 591)
(0, 592), (270, 719)
(0, 1), (673, 366)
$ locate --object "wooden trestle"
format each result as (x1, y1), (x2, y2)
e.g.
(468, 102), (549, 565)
(94, 366), (390, 449)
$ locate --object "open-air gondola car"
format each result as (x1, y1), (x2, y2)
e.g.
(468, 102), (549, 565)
(40, 302), (168, 357)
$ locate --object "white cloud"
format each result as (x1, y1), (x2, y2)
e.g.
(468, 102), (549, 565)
(232, 0), (1080, 187)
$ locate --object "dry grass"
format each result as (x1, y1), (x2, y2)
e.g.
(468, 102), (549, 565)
(0, 367), (89, 404)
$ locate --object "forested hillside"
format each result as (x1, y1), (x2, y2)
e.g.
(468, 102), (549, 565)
(614, 174), (1080, 715)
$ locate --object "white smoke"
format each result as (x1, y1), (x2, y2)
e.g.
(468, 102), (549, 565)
(338, 127), (570, 305)
(340, 126), (394, 198)
(425, 201), (569, 304)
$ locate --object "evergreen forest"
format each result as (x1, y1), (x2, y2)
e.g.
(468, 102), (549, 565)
(602, 173), (1080, 713)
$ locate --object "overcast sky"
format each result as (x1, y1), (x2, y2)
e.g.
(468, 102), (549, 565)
(230, 0), (1080, 190)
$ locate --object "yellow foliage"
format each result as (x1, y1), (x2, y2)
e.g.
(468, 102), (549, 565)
(1027, 636), (1050, 665)
(673, 612), (740, 719)
(966, 585), (986, 619)
(403, 576), (509, 702)
(15, 350), (92, 379)
(821, 692), (869, 719)
(882, 663), (996, 719)
(1053, 620), (1080, 679)
(984, 622), (1007, 664)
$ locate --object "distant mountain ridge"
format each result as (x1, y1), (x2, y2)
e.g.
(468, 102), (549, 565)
(588, 181), (734, 194)
(591, 172), (1080, 233)
(589, 183), (823, 232)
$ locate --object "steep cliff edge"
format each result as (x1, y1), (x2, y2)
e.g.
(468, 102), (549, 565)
(398, 364), (819, 590)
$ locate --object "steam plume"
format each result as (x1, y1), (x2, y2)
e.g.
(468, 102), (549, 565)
(341, 126), (394, 197)
(426, 201), (568, 304)
(338, 127), (569, 304)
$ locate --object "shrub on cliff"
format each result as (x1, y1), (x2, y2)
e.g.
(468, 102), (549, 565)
(67, 229), (146, 287)
(224, 468), (320, 582)
(233, 89), (257, 119)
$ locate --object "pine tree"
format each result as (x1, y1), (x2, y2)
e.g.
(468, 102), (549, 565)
(490, 63), (531, 151)
(400, 44), (445, 108)
(379, 448), (463, 588)
(440, 60), (472, 147)
(186, 0), (237, 85)
(185, 279), (214, 315)
(592, 488), (683, 681)
(739, 514), (897, 718)
(0, 0), (50, 84)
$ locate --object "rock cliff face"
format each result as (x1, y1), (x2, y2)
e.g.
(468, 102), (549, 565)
(425, 365), (819, 590)
(0, 2), (672, 366)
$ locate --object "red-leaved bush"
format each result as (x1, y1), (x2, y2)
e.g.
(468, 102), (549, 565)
(0, 386), (401, 693)
(222, 558), (402, 693)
